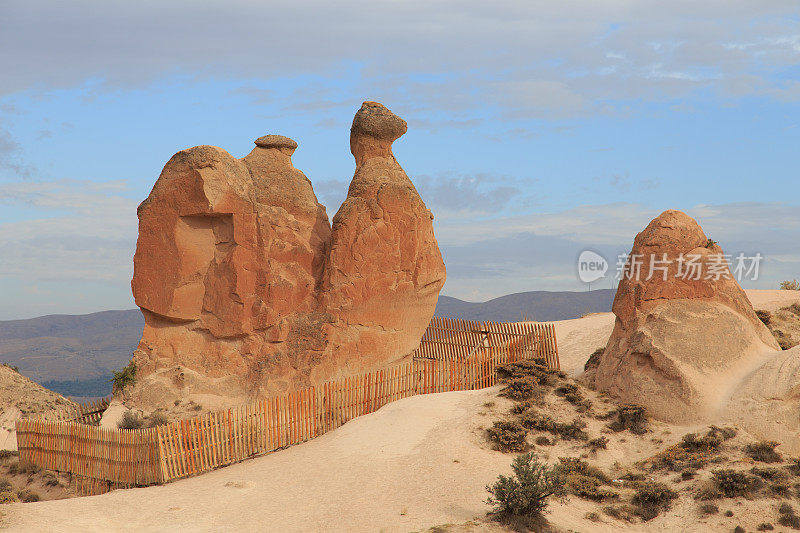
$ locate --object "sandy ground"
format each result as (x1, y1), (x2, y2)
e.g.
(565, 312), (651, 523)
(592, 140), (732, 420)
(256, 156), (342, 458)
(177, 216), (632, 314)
(3, 289), (800, 532)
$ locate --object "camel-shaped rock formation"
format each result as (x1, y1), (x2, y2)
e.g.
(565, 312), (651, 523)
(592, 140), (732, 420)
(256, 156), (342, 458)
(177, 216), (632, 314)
(128, 102), (446, 410)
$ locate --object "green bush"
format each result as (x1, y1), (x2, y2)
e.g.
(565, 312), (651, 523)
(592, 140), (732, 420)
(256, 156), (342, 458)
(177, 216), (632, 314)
(631, 481), (678, 521)
(110, 361), (137, 393)
(487, 421), (528, 453)
(745, 441), (782, 463)
(485, 452), (563, 518)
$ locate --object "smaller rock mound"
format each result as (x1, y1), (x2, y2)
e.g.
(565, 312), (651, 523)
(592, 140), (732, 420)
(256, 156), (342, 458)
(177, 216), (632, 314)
(586, 210), (780, 423)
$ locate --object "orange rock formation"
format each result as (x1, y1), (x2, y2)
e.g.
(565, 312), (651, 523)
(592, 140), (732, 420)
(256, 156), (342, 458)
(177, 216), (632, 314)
(585, 210), (779, 423)
(129, 102), (445, 409)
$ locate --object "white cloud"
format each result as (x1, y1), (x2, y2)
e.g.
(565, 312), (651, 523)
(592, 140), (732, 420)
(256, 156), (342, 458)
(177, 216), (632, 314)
(0, 1), (798, 119)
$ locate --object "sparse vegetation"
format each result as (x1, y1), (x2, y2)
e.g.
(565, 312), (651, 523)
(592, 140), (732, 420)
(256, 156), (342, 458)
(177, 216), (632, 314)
(587, 436), (608, 451)
(607, 404), (648, 434)
(0, 450), (18, 460)
(699, 502), (719, 514)
(756, 309), (772, 325)
(631, 481), (678, 520)
(500, 377), (539, 401)
(757, 523), (775, 531)
(520, 410), (588, 441)
(705, 238), (718, 248)
(117, 410), (144, 430)
(147, 411), (169, 427)
(0, 490), (18, 504)
(779, 502), (800, 529)
(558, 457), (617, 502)
(17, 489), (40, 503)
(584, 347), (605, 372)
(780, 280), (800, 291)
(485, 452), (564, 519)
(110, 361), (137, 393)
(649, 427), (735, 472)
(487, 420), (528, 453)
(711, 469), (762, 498)
(745, 441), (782, 463)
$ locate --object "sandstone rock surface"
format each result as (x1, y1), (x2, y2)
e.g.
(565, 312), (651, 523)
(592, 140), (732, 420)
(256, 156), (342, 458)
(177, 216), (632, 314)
(585, 209), (780, 423)
(128, 102), (445, 411)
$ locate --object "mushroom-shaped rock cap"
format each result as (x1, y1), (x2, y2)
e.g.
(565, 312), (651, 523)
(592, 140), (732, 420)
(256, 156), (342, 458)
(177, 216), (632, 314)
(254, 135), (298, 153)
(350, 101), (407, 142)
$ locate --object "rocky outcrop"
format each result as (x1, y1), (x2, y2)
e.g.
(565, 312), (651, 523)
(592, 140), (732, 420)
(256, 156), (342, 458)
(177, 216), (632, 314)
(128, 102), (445, 411)
(585, 210), (780, 423)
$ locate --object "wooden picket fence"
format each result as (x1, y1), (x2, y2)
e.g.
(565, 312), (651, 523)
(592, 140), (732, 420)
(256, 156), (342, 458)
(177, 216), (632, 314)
(414, 317), (560, 371)
(54, 397), (112, 425)
(17, 320), (560, 495)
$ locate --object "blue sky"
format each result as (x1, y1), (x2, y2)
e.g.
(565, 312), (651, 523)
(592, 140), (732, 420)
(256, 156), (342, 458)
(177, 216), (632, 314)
(1, 1), (799, 319)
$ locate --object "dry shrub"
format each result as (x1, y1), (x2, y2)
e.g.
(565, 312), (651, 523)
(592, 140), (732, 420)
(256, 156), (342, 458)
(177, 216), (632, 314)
(649, 427), (735, 472)
(602, 504), (637, 522)
(496, 359), (555, 386)
(631, 481), (678, 521)
(745, 441), (782, 463)
(699, 502), (719, 515)
(608, 405), (648, 434)
(584, 347), (605, 372)
(712, 469), (762, 498)
(557, 457), (617, 502)
(756, 310), (773, 325)
(501, 377), (539, 401)
(0, 490), (18, 504)
(8, 461), (42, 476)
(487, 421), (529, 453)
(117, 411), (144, 430)
(757, 523), (775, 531)
(780, 280), (800, 291)
(779, 502), (800, 529)
(588, 436), (608, 451)
(17, 489), (40, 503)
(0, 450), (18, 461)
(147, 411), (169, 427)
(521, 411), (588, 441)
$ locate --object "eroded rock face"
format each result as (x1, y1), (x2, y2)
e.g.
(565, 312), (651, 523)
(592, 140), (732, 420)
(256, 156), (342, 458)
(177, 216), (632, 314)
(129, 102), (446, 411)
(585, 210), (780, 423)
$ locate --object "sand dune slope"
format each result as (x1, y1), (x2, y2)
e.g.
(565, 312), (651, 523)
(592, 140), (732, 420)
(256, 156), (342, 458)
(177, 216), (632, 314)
(4, 390), (516, 533)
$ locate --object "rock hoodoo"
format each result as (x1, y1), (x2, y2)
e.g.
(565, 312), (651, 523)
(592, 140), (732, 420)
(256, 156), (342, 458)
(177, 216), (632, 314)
(129, 102), (446, 410)
(585, 210), (780, 423)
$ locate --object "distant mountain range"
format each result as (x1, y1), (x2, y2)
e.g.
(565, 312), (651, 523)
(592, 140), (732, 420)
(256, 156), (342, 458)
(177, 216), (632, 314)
(0, 289), (616, 397)
(0, 309), (144, 398)
(434, 289), (616, 322)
